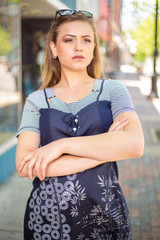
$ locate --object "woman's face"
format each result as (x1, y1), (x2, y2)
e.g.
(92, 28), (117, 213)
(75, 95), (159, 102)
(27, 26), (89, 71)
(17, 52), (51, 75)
(50, 20), (95, 72)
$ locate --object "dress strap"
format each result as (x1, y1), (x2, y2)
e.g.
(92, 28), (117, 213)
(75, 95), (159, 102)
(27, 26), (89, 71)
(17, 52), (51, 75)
(96, 80), (105, 102)
(96, 80), (106, 133)
(43, 89), (50, 109)
(43, 88), (56, 109)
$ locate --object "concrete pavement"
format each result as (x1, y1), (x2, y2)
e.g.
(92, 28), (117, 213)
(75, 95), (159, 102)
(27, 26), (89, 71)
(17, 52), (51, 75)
(0, 174), (32, 240)
(117, 72), (160, 240)
(0, 71), (160, 240)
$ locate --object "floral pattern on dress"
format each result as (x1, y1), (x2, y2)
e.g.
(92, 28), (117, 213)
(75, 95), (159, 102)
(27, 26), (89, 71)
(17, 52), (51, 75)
(27, 174), (88, 240)
(74, 166), (132, 240)
(25, 167), (132, 240)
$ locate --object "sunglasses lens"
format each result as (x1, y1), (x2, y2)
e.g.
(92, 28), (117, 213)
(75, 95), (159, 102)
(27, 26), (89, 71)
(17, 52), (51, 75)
(55, 9), (93, 20)
(61, 10), (73, 15)
(80, 11), (93, 18)
(55, 9), (73, 19)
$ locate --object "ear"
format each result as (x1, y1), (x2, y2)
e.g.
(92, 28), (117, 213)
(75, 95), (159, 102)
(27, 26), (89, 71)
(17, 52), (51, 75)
(50, 41), (57, 58)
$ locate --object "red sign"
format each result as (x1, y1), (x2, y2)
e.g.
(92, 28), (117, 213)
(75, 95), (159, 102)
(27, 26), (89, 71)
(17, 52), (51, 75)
(98, 0), (110, 42)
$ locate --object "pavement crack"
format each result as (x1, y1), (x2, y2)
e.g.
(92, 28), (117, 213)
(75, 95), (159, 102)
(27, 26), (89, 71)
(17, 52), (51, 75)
(0, 229), (22, 233)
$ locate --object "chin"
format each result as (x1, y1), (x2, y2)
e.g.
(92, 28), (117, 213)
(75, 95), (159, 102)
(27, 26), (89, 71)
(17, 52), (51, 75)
(61, 60), (91, 72)
(72, 61), (91, 69)
(64, 64), (87, 72)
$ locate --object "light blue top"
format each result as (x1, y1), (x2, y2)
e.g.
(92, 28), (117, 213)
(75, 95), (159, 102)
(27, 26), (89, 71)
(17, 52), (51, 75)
(17, 79), (135, 137)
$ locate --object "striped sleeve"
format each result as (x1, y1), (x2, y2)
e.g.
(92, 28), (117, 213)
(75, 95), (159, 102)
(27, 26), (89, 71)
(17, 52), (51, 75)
(16, 95), (40, 137)
(109, 80), (135, 119)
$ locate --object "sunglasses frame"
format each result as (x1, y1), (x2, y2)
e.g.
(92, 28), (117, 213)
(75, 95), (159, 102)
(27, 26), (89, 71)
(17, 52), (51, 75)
(55, 9), (93, 20)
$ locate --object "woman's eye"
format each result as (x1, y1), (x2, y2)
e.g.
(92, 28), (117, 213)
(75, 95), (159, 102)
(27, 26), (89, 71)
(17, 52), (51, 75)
(64, 39), (74, 43)
(83, 38), (91, 42)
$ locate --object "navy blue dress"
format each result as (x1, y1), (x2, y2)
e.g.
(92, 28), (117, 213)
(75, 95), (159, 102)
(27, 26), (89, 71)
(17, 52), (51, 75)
(17, 79), (134, 240)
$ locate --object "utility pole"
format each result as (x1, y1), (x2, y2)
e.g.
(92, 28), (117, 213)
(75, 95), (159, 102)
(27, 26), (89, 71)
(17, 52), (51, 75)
(150, 0), (159, 98)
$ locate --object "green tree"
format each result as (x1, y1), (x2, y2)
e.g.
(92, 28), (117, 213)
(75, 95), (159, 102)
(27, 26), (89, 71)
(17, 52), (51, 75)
(131, 16), (160, 62)
(0, 26), (12, 56)
(123, 0), (160, 62)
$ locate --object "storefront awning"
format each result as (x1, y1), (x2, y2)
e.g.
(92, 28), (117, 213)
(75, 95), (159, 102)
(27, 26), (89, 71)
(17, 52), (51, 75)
(21, 0), (68, 19)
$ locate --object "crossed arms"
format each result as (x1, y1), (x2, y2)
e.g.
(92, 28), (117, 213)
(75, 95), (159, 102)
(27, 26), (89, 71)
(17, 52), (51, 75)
(16, 111), (144, 181)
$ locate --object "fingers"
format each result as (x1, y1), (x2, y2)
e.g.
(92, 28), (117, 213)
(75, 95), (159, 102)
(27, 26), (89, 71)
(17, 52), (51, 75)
(18, 142), (60, 181)
(26, 152), (48, 181)
(27, 155), (38, 181)
(18, 150), (44, 181)
(28, 153), (46, 181)
(40, 162), (47, 181)
(109, 116), (129, 132)
(34, 157), (45, 181)
(18, 153), (33, 172)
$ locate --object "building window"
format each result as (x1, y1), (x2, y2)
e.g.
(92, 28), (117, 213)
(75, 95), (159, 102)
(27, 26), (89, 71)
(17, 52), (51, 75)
(0, 0), (21, 145)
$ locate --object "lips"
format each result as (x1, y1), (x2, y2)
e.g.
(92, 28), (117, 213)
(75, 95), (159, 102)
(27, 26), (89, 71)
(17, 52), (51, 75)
(72, 55), (85, 60)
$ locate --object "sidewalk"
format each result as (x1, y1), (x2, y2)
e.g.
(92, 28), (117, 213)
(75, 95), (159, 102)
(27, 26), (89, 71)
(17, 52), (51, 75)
(116, 72), (160, 240)
(0, 173), (32, 240)
(0, 72), (160, 240)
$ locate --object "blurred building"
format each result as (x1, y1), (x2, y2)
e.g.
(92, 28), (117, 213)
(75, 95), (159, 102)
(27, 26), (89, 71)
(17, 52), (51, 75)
(98, 0), (124, 76)
(0, 0), (123, 183)
(0, 0), (76, 183)
(78, 0), (124, 76)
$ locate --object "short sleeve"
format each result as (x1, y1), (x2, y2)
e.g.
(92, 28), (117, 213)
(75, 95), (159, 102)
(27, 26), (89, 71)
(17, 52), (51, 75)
(16, 96), (40, 137)
(109, 80), (135, 119)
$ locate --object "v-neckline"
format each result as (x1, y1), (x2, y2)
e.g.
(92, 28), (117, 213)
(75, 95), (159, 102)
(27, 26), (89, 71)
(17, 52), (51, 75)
(52, 79), (98, 105)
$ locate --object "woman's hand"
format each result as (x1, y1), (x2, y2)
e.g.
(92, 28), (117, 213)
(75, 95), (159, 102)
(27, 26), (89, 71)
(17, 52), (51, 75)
(18, 140), (64, 181)
(108, 116), (129, 132)
(16, 116), (129, 181)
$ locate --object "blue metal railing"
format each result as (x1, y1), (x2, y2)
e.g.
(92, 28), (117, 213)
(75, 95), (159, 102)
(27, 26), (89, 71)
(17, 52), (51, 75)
(0, 145), (16, 183)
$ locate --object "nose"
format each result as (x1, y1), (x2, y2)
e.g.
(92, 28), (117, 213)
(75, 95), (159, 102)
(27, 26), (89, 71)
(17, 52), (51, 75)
(74, 40), (83, 52)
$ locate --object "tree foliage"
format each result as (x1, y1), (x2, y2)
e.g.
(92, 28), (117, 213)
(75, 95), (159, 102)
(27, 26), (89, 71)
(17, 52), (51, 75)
(0, 26), (12, 56)
(131, 16), (160, 62)
(123, 0), (160, 62)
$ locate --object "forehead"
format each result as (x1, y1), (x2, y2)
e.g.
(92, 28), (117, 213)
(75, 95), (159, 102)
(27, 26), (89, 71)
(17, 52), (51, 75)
(57, 20), (94, 37)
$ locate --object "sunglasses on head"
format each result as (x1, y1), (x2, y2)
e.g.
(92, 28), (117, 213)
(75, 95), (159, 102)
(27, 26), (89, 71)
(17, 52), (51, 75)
(55, 9), (93, 20)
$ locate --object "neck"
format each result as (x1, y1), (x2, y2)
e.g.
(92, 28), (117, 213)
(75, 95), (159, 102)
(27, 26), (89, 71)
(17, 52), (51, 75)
(59, 68), (93, 88)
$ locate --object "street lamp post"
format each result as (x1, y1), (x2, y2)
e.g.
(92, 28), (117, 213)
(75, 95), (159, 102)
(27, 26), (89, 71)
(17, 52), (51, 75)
(150, 0), (159, 98)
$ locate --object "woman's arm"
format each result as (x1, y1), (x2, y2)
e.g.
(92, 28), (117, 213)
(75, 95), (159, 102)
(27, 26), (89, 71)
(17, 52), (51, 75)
(16, 133), (104, 180)
(17, 155), (103, 178)
(16, 131), (64, 180)
(45, 155), (102, 177)
(16, 115), (130, 180)
(63, 112), (144, 161)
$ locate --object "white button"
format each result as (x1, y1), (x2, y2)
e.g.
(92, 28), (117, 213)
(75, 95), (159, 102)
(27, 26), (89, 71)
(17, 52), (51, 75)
(74, 119), (78, 124)
(73, 127), (77, 132)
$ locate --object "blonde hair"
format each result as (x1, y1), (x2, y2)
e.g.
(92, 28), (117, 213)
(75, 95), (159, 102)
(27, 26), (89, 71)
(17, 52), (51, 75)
(40, 12), (102, 89)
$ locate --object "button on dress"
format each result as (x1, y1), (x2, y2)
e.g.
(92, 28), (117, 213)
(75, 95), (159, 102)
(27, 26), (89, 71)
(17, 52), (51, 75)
(17, 79), (135, 240)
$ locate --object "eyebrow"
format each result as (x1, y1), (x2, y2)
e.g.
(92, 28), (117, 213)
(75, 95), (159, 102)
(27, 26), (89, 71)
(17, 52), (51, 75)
(63, 34), (92, 38)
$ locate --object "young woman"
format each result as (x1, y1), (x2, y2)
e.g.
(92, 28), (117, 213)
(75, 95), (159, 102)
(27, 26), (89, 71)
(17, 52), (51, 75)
(16, 9), (144, 240)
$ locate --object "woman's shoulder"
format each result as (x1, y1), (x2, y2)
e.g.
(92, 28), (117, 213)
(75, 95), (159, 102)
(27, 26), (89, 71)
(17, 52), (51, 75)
(28, 88), (43, 97)
(97, 78), (121, 86)
(28, 87), (53, 99)
(103, 78), (124, 86)
(97, 78), (129, 101)
(102, 78), (127, 92)
(26, 87), (53, 108)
